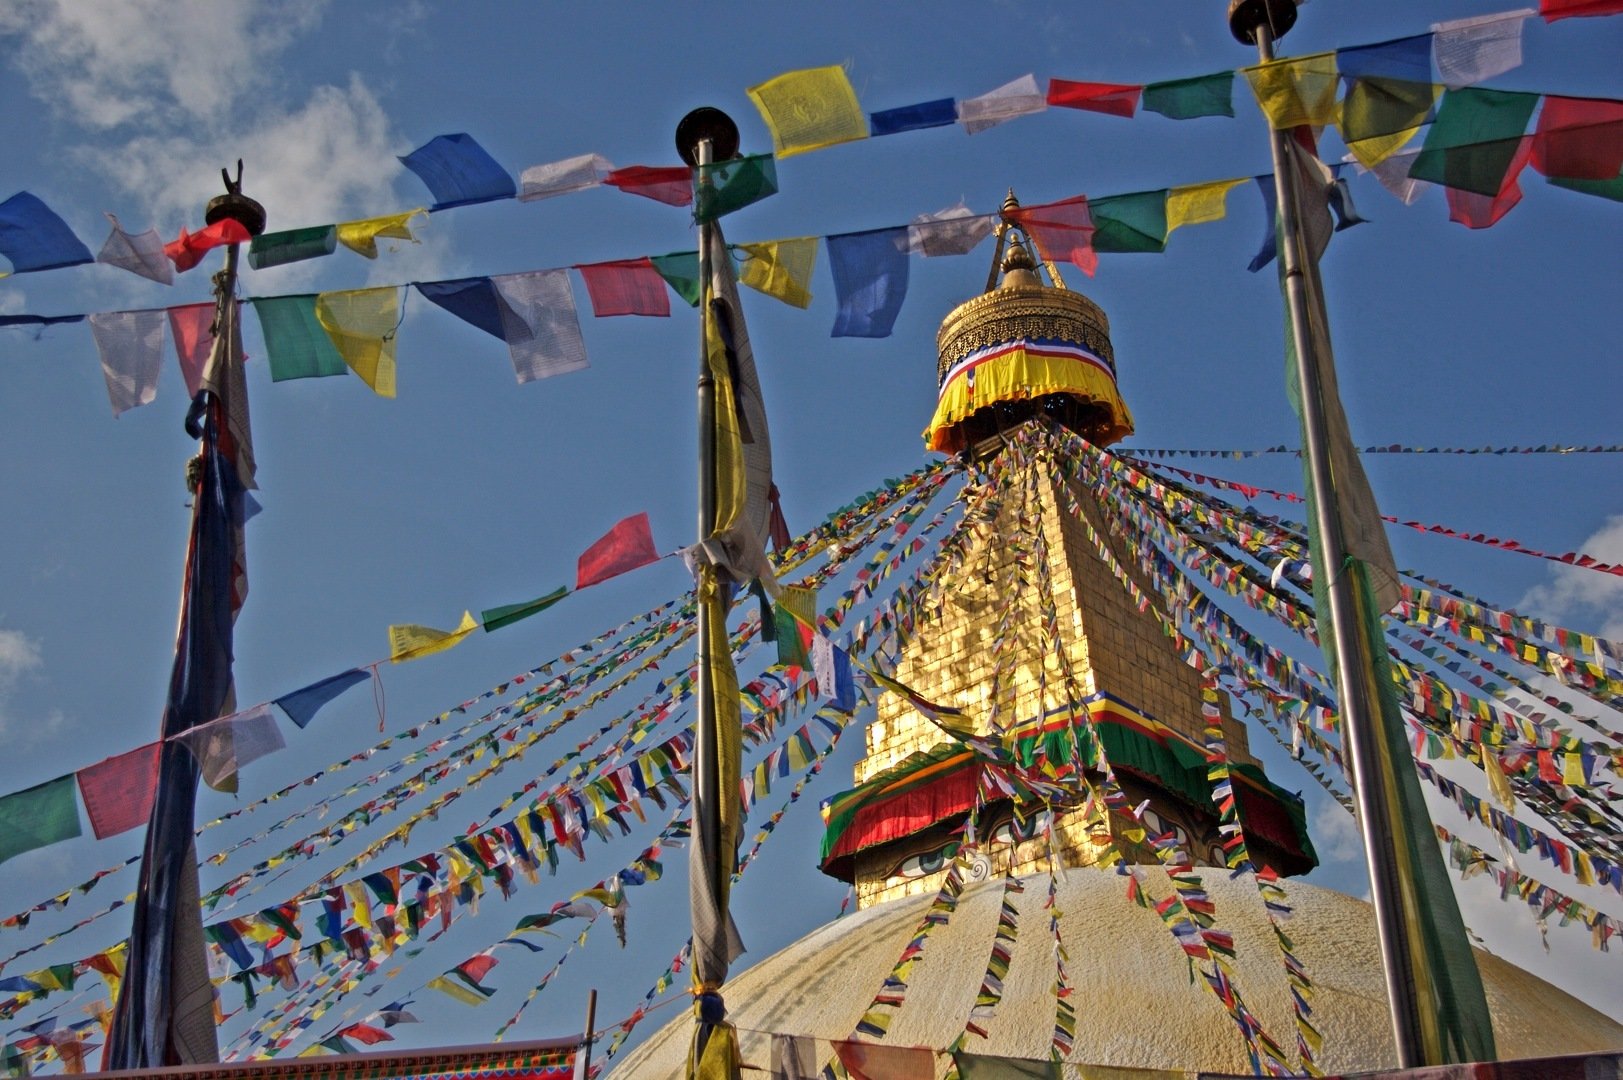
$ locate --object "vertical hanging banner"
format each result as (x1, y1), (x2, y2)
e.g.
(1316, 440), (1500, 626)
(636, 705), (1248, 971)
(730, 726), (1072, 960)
(88, 309), (167, 417)
(827, 227), (910, 338)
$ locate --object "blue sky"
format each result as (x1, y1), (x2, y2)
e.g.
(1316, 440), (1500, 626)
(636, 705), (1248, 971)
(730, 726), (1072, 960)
(0, 0), (1619, 1063)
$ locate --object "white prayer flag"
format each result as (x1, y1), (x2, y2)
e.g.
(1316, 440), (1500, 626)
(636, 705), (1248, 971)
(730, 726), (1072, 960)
(957, 74), (1046, 134)
(89, 309), (166, 416)
(175, 704), (286, 791)
(907, 202), (996, 256)
(97, 212), (173, 285)
(490, 269), (590, 384)
(1432, 9), (1534, 89)
(519, 153), (614, 202)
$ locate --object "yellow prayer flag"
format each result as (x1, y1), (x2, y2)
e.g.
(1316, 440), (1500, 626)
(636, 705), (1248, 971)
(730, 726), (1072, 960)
(1562, 751), (1587, 787)
(427, 974), (489, 1007)
(345, 880), (373, 930)
(738, 238), (816, 309)
(746, 65), (868, 158)
(1481, 750), (1515, 809)
(1243, 52), (1339, 129)
(315, 287), (400, 398)
(388, 610), (479, 663)
(1346, 126), (1425, 169)
(1166, 178), (1245, 234)
(335, 209), (425, 259)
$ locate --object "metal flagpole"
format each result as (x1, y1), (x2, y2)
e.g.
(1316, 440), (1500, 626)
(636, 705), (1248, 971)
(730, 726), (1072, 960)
(1226, 0), (1429, 1065)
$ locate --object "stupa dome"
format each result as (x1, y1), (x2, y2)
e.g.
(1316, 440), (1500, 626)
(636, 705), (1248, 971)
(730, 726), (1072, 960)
(608, 868), (1622, 1077)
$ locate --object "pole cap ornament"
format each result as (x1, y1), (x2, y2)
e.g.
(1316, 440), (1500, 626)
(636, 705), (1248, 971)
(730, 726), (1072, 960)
(1226, 0), (1298, 45)
(676, 107), (740, 167)
(205, 160), (267, 237)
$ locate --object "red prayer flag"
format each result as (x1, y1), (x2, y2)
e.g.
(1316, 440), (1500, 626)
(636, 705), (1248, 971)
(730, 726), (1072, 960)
(1009, 195), (1098, 275)
(1447, 136), (1532, 228)
(603, 165), (693, 207)
(76, 743), (161, 840)
(834, 1040), (934, 1079)
(337, 1023), (393, 1045)
(1540, 0), (1623, 19)
(456, 952), (499, 984)
(1046, 78), (1142, 118)
(163, 218), (250, 272)
(576, 257), (672, 317)
(167, 301), (216, 398)
(577, 512), (660, 589)
(1531, 95), (1623, 180)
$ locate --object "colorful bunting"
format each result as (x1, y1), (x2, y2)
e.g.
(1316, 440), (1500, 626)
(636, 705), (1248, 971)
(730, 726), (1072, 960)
(96, 213), (172, 285)
(335, 210), (424, 259)
(958, 74), (1046, 134)
(1142, 72), (1235, 120)
(1046, 79), (1141, 117)
(0, 191), (94, 274)
(869, 98), (958, 137)
(519, 153), (614, 202)
(174, 705), (287, 792)
(88, 309), (165, 417)
(747, 65), (868, 158)
(76, 744), (160, 840)
(399, 133), (516, 210)
(489, 269), (589, 384)
(250, 295), (350, 382)
(738, 238), (817, 308)
(389, 610), (480, 664)
(480, 587), (569, 633)
(1541, 0), (1623, 17)
(414, 277), (507, 340)
(576, 258), (671, 318)
(314, 287), (401, 397)
(602, 166), (692, 207)
(649, 251), (701, 308)
(247, 225), (337, 270)
(577, 513), (659, 589)
(827, 227), (910, 338)
(0, 775), (81, 865)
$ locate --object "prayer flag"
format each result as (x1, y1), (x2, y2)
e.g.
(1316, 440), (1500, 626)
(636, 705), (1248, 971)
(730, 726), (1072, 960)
(1363, 149), (1434, 204)
(1008, 195), (1097, 275)
(0, 191), (94, 273)
(1548, 169), (1623, 201)
(747, 65), (868, 157)
(696, 153), (778, 222)
(480, 586), (568, 632)
(1410, 88), (1541, 196)
(315, 287), (401, 397)
(1541, 0), (1623, 16)
(576, 257), (671, 317)
(774, 584), (817, 668)
(247, 225), (336, 270)
(827, 227), (910, 338)
(1243, 52), (1340, 129)
(1142, 72), (1235, 120)
(1088, 190), (1169, 253)
(336, 209), (424, 259)
(489, 268), (589, 383)
(1166, 178), (1243, 233)
(337, 1024), (391, 1046)
(1337, 33), (1435, 83)
(519, 153), (613, 201)
(398, 133), (516, 210)
(1446, 137), (1533, 228)
(772, 1034), (818, 1080)
(0, 775), (81, 864)
(953, 1052), (1059, 1079)
(869, 98), (957, 136)
(1339, 77), (1439, 168)
(739, 238), (817, 308)
(273, 668), (370, 729)
(603, 165), (693, 207)
(650, 251), (701, 307)
(1531, 95), (1623, 180)
(834, 1040), (934, 1079)
(427, 974), (490, 1006)
(164, 219), (250, 273)
(89, 309), (166, 417)
(97, 213), (172, 285)
(389, 611), (479, 663)
(167, 302), (216, 398)
(1046, 79), (1141, 117)
(415, 277), (507, 340)
(1432, 10), (1532, 87)
(907, 203), (995, 256)
(76, 744), (161, 840)
(250, 296), (349, 382)
(174, 704), (286, 792)
(958, 74), (1046, 134)
(577, 513), (659, 589)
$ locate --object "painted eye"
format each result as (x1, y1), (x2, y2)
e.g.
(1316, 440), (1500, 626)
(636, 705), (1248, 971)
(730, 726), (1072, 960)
(896, 848), (950, 879)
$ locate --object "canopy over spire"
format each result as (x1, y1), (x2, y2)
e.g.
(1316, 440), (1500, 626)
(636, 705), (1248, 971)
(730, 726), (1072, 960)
(924, 189), (1134, 456)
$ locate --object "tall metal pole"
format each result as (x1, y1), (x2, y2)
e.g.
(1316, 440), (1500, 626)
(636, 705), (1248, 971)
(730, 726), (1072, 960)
(573, 988), (598, 1080)
(1228, 1), (1428, 1065)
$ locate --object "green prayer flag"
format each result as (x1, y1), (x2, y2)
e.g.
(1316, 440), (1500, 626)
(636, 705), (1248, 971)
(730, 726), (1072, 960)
(250, 295), (349, 381)
(1141, 71), (1234, 120)
(248, 225), (338, 270)
(0, 774), (81, 864)
(650, 251), (701, 308)
(1410, 87), (1540, 197)
(1340, 78), (1438, 146)
(1088, 190), (1169, 253)
(773, 584), (817, 668)
(953, 1051), (1059, 1079)
(480, 587), (568, 632)
(1549, 169), (1623, 202)
(695, 153), (778, 222)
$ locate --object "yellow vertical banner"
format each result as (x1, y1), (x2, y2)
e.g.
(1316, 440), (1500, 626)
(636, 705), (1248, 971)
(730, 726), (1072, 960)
(315, 287), (401, 397)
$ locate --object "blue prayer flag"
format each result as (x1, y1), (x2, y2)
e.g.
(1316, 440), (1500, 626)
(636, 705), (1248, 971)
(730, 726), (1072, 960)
(1336, 33), (1434, 83)
(415, 277), (507, 339)
(869, 98), (958, 136)
(832, 647), (858, 713)
(274, 668), (370, 729)
(828, 227), (910, 338)
(1246, 176), (1278, 273)
(399, 134), (516, 210)
(0, 191), (94, 273)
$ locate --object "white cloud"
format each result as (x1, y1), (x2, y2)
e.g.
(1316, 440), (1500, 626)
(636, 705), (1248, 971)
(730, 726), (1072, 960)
(0, 290), (24, 317)
(1518, 515), (1623, 640)
(1310, 798), (1364, 863)
(0, 628), (43, 678)
(0, 627), (64, 749)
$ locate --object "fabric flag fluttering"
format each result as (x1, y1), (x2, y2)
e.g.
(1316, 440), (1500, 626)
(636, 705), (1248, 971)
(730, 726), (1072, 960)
(389, 611), (479, 664)
(0, 775), (81, 865)
(827, 228), (910, 338)
(336, 210), (425, 259)
(490, 269), (590, 384)
(1167, 179), (1244, 233)
(1046, 79), (1142, 118)
(89, 309), (166, 417)
(164, 219), (251, 273)
(519, 153), (614, 202)
(1431, 10), (1532, 88)
(76, 744), (161, 841)
(869, 98), (958, 137)
(173, 705), (286, 792)
(248, 225), (337, 270)
(738, 239), (817, 309)
(167, 302), (217, 399)
(273, 669), (371, 729)
(958, 74), (1047, 134)
(315, 287), (401, 398)
(907, 203), (996, 257)
(577, 258), (672, 318)
(481, 586), (569, 632)
(1008, 196), (1098, 276)
(695, 154), (779, 222)
(747, 65), (869, 158)
(577, 513), (660, 589)
(1142, 72), (1235, 120)
(251, 295), (350, 382)
(1244, 52), (1340, 130)
(98, 213), (173, 285)
(399, 133), (516, 210)
(0, 191), (94, 274)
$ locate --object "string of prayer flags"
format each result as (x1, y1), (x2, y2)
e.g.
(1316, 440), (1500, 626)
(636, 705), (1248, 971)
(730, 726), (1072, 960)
(1541, 0), (1623, 17)
(174, 704), (287, 792)
(273, 669), (372, 729)
(1141, 71), (1235, 120)
(695, 153), (778, 222)
(335, 209), (424, 259)
(1243, 51), (1340, 129)
(480, 586), (569, 633)
(314, 287), (401, 397)
(88, 309), (166, 417)
(251, 296), (350, 382)
(389, 611), (480, 664)
(1530, 96), (1623, 180)
(1008, 196), (1097, 275)
(577, 513), (659, 589)
(519, 153), (614, 202)
(1410, 87), (1541, 197)
(1088, 190), (1169, 254)
(1432, 10), (1532, 88)
(97, 213), (172, 285)
(1046, 79), (1142, 118)
(827, 227), (910, 338)
(0, 191), (94, 274)
(868, 98), (958, 137)
(76, 744), (160, 840)
(164, 217), (251, 272)
(248, 225), (337, 270)
(576, 258), (671, 318)
(739, 238), (817, 308)
(958, 74), (1047, 134)
(649, 251), (701, 308)
(168, 302), (216, 398)
(602, 166), (693, 207)
(0, 776), (81, 864)
(747, 65), (868, 158)
(1166, 178), (1244, 233)
(489, 269), (589, 383)
(399, 133), (516, 210)
(906, 203), (995, 257)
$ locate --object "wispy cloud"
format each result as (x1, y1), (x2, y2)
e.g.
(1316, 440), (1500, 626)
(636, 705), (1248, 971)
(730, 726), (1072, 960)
(1519, 515), (1623, 640)
(0, 626), (65, 749)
